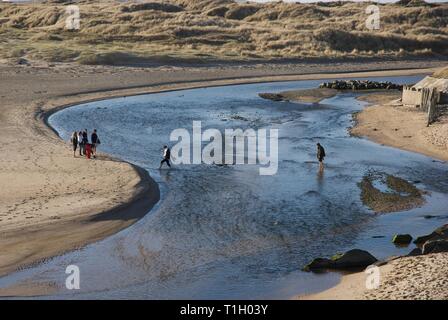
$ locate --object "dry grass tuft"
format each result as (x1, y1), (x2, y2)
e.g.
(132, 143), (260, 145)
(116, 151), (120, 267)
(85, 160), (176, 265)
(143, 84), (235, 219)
(433, 66), (448, 78)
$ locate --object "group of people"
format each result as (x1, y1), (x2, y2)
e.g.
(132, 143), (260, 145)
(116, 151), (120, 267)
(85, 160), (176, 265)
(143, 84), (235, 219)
(69, 131), (324, 170)
(70, 129), (100, 159)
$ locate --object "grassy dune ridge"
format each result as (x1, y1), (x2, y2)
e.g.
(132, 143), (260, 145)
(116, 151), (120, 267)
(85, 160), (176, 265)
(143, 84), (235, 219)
(0, 0), (447, 65)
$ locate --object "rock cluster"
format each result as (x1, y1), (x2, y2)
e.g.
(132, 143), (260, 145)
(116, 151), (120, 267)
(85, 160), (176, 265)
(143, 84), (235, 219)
(319, 80), (402, 91)
(410, 224), (448, 256)
(304, 224), (448, 273)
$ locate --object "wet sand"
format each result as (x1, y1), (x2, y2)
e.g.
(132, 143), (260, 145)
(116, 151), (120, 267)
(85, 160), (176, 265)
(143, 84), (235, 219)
(0, 60), (445, 296)
(260, 87), (338, 103)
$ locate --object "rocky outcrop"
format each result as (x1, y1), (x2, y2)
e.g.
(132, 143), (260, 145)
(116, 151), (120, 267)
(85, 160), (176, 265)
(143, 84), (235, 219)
(319, 80), (402, 91)
(422, 240), (448, 254)
(407, 248), (422, 256)
(304, 249), (378, 272)
(414, 224), (448, 245)
(408, 224), (448, 255)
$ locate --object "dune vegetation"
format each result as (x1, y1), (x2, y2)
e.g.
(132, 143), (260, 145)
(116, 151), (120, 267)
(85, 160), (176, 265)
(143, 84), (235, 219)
(0, 0), (447, 66)
(433, 66), (448, 78)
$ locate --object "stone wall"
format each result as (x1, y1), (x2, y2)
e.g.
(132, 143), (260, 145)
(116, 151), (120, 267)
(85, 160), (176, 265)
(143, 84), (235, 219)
(402, 86), (423, 106)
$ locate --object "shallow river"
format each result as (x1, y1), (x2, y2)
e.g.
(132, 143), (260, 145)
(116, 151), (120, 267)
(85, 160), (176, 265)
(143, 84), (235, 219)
(2, 75), (448, 299)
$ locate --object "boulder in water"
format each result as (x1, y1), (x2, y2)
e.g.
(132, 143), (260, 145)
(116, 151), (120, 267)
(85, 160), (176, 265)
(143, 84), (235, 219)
(302, 258), (334, 272)
(303, 249), (378, 272)
(331, 249), (378, 269)
(392, 234), (413, 245)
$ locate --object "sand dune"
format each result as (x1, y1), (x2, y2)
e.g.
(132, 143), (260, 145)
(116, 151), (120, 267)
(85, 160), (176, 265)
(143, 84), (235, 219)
(0, 0), (447, 65)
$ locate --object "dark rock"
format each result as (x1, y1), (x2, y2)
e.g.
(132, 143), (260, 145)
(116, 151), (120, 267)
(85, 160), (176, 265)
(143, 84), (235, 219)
(302, 258), (334, 272)
(422, 240), (448, 254)
(304, 249), (378, 272)
(331, 249), (378, 269)
(392, 234), (413, 245)
(414, 224), (448, 245)
(407, 248), (422, 256)
(414, 234), (442, 245)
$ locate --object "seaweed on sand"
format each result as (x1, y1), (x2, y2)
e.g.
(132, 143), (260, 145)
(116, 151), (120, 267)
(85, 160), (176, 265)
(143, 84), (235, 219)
(359, 171), (426, 213)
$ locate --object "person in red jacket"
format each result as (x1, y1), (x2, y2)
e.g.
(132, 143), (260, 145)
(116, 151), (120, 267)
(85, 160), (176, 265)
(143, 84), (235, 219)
(85, 143), (92, 159)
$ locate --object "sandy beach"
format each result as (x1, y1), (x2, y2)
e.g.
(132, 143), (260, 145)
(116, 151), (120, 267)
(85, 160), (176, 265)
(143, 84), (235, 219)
(352, 92), (448, 163)
(301, 252), (448, 300)
(0, 59), (446, 297)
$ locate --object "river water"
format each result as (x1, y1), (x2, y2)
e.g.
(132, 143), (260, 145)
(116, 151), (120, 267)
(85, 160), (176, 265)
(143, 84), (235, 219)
(2, 75), (448, 299)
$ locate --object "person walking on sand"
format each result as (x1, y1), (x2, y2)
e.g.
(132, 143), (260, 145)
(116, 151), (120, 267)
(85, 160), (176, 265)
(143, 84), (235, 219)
(70, 131), (78, 157)
(78, 130), (84, 156)
(159, 145), (171, 169)
(317, 142), (326, 171)
(91, 129), (100, 158)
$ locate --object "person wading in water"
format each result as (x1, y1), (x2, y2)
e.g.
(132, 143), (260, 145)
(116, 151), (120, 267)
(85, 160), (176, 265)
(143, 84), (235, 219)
(159, 145), (171, 169)
(317, 142), (326, 172)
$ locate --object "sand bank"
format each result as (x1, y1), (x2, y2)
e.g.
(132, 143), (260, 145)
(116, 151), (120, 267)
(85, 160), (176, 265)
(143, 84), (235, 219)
(352, 92), (448, 162)
(0, 61), (445, 295)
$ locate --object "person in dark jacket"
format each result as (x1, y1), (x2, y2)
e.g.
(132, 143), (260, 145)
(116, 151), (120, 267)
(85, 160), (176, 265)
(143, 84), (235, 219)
(317, 142), (326, 171)
(70, 131), (78, 157)
(91, 129), (100, 158)
(82, 129), (88, 145)
(159, 145), (171, 169)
